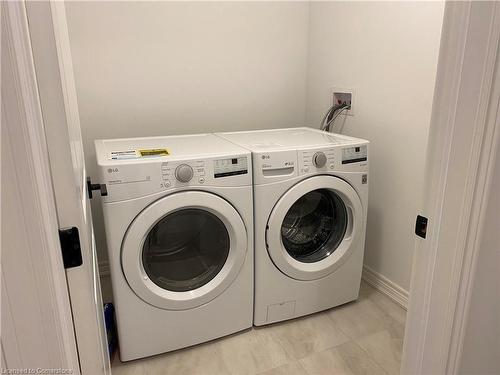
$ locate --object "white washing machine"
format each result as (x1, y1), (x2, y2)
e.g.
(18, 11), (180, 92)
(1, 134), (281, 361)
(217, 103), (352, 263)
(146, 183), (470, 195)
(95, 133), (253, 361)
(217, 127), (369, 326)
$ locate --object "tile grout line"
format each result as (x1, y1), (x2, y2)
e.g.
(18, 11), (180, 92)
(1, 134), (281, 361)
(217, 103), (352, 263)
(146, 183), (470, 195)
(320, 285), (403, 375)
(349, 339), (391, 375)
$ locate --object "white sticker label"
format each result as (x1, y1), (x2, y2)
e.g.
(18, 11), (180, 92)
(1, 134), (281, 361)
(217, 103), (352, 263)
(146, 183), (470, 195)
(109, 148), (170, 160)
(110, 150), (139, 160)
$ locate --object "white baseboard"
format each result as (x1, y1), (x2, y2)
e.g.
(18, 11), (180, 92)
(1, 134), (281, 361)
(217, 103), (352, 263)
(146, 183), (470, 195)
(98, 260), (110, 277)
(362, 264), (409, 310)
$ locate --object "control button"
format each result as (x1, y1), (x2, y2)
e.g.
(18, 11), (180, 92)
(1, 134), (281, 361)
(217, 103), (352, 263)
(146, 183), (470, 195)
(198, 177), (205, 184)
(304, 166), (310, 173)
(329, 163), (335, 169)
(313, 152), (327, 168)
(175, 164), (194, 183)
(163, 180), (171, 188)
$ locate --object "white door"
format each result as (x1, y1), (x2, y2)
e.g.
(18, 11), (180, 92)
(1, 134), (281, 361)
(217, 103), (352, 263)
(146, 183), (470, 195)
(266, 175), (363, 281)
(24, 2), (110, 374)
(122, 191), (248, 310)
(2, 1), (80, 370)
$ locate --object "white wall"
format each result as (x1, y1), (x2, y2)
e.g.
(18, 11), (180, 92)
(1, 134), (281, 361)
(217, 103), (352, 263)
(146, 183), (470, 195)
(65, 1), (310, 262)
(458, 138), (500, 375)
(66, 1), (444, 295)
(306, 1), (444, 291)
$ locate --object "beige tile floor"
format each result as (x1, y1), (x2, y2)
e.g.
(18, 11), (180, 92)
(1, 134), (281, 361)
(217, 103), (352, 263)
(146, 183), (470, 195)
(112, 282), (406, 375)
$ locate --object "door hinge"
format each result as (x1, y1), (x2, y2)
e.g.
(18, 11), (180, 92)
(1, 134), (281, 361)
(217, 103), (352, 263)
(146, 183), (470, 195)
(86, 176), (107, 199)
(415, 215), (428, 239)
(58, 227), (83, 269)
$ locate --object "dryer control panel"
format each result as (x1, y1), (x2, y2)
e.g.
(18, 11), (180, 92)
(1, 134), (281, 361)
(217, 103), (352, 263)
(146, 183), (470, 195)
(97, 153), (251, 202)
(214, 157), (248, 178)
(160, 160), (207, 187)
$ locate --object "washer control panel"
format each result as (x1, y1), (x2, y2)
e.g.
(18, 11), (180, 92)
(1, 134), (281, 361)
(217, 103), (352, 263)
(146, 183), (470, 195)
(342, 145), (368, 164)
(312, 152), (327, 168)
(300, 148), (336, 174)
(299, 144), (368, 175)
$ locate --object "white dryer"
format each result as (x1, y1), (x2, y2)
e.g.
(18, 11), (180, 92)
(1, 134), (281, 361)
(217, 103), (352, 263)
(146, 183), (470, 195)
(95, 134), (253, 361)
(217, 127), (369, 326)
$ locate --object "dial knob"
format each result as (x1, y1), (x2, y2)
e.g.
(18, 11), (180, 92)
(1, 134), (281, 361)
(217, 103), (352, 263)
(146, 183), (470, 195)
(313, 152), (327, 168)
(175, 164), (194, 183)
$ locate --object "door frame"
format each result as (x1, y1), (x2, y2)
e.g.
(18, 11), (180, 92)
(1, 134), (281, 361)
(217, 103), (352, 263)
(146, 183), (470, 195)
(402, 2), (500, 374)
(1, 1), (80, 371)
(24, 1), (111, 374)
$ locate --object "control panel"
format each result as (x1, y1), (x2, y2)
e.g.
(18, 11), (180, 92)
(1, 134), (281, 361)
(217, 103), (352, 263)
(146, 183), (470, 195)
(250, 142), (368, 185)
(98, 154), (251, 202)
(300, 148), (336, 174)
(214, 157), (248, 178)
(175, 164), (194, 183)
(160, 156), (248, 187)
(342, 145), (368, 164)
(312, 152), (327, 168)
(161, 160), (206, 187)
(298, 144), (368, 176)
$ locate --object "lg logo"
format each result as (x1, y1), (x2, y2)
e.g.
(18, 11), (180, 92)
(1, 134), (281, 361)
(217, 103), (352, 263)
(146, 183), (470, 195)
(261, 155), (270, 160)
(107, 168), (119, 173)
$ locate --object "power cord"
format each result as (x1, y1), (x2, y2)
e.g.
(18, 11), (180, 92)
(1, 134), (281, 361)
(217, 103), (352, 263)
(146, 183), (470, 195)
(320, 102), (350, 132)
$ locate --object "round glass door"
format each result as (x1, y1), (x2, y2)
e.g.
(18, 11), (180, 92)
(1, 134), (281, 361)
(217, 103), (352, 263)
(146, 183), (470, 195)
(281, 189), (348, 263)
(142, 209), (230, 292)
(122, 191), (247, 310)
(266, 176), (363, 281)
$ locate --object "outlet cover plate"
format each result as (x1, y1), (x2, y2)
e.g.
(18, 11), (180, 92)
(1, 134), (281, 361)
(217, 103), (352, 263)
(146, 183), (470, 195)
(332, 87), (355, 116)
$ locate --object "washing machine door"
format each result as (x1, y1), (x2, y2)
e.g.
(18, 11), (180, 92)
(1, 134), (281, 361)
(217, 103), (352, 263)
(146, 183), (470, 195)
(266, 175), (363, 281)
(121, 191), (247, 310)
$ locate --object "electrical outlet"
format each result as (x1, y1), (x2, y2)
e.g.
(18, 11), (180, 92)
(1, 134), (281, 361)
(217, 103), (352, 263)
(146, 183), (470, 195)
(333, 89), (354, 116)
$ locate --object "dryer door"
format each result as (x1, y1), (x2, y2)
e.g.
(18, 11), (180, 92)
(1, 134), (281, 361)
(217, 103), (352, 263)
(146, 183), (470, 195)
(122, 191), (247, 310)
(266, 175), (363, 281)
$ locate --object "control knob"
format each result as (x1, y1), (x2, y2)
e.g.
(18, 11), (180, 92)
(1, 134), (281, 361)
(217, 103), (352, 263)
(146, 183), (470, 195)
(312, 152), (327, 168)
(175, 164), (194, 183)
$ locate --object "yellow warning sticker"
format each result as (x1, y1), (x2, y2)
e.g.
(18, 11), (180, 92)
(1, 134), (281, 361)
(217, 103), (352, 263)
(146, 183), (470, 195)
(138, 149), (170, 157)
